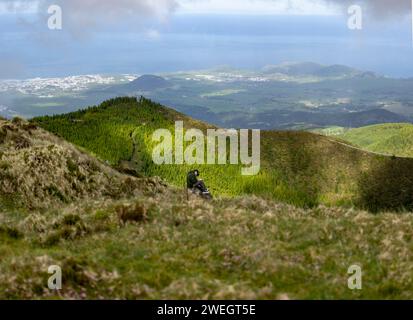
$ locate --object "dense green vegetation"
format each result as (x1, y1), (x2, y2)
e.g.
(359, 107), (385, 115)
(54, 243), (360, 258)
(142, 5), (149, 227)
(33, 97), (250, 200)
(340, 123), (413, 158)
(33, 97), (413, 212)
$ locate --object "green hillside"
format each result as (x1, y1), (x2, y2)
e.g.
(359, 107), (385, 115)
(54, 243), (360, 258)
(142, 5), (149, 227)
(33, 97), (413, 212)
(2, 102), (413, 299)
(340, 123), (413, 158)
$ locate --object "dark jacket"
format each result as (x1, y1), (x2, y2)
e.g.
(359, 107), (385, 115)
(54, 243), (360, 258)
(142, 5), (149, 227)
(187, 171), (198, 189)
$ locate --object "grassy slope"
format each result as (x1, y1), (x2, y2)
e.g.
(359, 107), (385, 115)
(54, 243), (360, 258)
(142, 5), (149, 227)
(0, 117), (164, 211)
(33, 97), (413, 211)
(340, 123), (413, 158)
(1, 100), (413, 299)
(2, 193), (413, 299)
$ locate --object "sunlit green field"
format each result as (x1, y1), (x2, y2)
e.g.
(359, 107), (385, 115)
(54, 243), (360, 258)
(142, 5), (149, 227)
(339, 123), (413, 158)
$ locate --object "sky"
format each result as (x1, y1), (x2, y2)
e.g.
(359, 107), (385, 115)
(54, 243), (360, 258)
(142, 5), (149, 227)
(0, 0), (340, 15)
(0, 0), (409, 16)
(0, 0), (413, 78)
(176, 0), (340, 15)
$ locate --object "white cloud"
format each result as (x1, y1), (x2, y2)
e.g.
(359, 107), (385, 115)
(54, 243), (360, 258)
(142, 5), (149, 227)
(1, 0), (408, 18)
(0, 0), (178, 17)
(0, 0), (179, 38)
(0, 0), (39, 14)
(322, 0), (410, 18)
(144, 28), (161, 40)
(176, 0), (341, 15)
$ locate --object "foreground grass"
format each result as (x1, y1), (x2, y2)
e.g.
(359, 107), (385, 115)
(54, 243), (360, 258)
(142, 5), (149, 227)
(1, 191), (413, 299)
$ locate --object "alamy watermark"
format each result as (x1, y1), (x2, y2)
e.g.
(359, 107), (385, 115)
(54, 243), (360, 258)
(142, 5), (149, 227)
(48, 265), (62, 290)
(348, 5), (363, 30)
(47, 4), (62, 30)
(347, 264), (362, 290)
(152, 121), (261, 176)
(347, 0), (413, 45)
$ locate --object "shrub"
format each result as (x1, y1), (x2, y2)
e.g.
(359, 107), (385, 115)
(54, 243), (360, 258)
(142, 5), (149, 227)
(0, 127), (7, 144)
(12, 135), (31, 150)
(0, 160), (10, 170)
(11, 117), (24, 125)
(0, 226), (23, 240)
(94, 210), (110, 221)
(67, 159), (78, 175)
(62, 214), (82, 226)
(45, 185), (67, 202)
(116, 203), (148, 224)
(358, 158), (413, 212)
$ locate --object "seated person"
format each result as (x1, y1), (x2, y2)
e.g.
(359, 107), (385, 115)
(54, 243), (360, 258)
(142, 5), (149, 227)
(187, 169), (207, 193)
